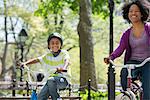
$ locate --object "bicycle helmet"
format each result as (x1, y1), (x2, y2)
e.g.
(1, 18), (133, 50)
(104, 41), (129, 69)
(47, 32), (63, 49)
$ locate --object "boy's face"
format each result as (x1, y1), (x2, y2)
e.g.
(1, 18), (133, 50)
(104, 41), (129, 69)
(48, 37), (61, 52)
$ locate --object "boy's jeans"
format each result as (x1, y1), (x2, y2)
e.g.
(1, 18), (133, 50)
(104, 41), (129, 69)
(121, 60), (150, 99)
(38, 76), (68, 100)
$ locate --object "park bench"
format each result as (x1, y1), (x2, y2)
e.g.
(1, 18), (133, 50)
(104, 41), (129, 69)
(0, 81), (81, 100)
(0, 96), (81, 100)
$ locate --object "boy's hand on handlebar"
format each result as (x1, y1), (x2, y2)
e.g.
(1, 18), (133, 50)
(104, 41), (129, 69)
(56, 67), (67, 73)
(19, 63), (24, 69)
(20, 63), (26, 69)
(16, 62), (24, 69)
(104, 57), (110, 64)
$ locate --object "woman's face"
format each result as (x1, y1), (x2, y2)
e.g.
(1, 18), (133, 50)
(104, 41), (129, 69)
(48, 38), (61, 52)
(128, 4), (142, 23)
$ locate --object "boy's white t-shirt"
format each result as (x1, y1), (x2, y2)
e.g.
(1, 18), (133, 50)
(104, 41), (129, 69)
(37, 49), (70, 79)
(38, 50), (71, 82)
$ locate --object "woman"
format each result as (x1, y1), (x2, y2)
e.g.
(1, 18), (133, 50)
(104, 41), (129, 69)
(104, 0), (150, 99)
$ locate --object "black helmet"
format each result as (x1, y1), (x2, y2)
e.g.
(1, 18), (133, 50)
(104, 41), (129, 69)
(47, 32), (63, 49)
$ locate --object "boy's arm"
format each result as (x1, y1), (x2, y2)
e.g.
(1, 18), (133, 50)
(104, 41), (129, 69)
(57, 59), (70, 72)
(63, 59), (70, 69)
(23, 58), (40, 66)
(57, 50), (70, 72)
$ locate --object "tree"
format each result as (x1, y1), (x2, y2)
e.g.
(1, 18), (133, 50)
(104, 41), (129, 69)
(34, 0), (122, 88)
(77, 0), (97, 89)
(0, 0), (8, 80)
(0, 0), (40, 80)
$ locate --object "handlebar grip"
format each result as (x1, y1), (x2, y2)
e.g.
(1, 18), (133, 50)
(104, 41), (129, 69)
(62, 70), (67, 72)
(16, 65), (24, 70)
(20, 65), (24, 69)
(55, 69), (67, 74)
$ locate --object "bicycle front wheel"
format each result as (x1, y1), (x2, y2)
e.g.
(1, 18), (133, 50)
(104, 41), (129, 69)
(120, 93), (131, 100)
(116, 93), (130, 100)
(117, 91), (136, 100)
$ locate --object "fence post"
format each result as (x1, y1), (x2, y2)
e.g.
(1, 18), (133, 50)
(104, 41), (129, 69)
(12, 79), (16, 96)
(20, 67), (24, 82)
(26, 81), (30, 96)
(88, 79), (91, 100)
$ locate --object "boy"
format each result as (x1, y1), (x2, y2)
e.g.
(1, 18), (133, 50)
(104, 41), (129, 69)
(21, 32), (70, 100)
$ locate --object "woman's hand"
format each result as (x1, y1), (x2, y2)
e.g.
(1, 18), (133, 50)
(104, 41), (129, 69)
(104, 57), (110, 64)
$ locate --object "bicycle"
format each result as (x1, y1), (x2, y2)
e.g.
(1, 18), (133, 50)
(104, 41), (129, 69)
(108, 57), (150, 100)
(18, 64), (71, 99)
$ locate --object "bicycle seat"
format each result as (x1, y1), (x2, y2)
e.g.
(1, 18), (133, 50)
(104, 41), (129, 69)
(37, 73), (45, 82)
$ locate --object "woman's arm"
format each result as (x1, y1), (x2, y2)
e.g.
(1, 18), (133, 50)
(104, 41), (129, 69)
(110, 29), (130, 60)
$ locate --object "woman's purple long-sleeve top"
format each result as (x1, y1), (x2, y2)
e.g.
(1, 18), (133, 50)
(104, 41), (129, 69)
(110, 22), (150, 64)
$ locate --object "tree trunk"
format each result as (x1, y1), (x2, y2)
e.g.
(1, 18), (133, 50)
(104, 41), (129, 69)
(77, 0), (97, 90)
(0, 0), (8, 80)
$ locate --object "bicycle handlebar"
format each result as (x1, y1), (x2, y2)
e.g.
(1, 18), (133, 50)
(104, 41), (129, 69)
(60, 69), (67, 72)
(18, 64), (67, 73)
(136, 57), (150, 67)
(17, 64), (68, 83)
(109, 57), (150, 69)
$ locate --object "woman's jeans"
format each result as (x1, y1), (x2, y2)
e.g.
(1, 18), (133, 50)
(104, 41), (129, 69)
(121, 60), (150, 99)
(38, 76), (68, 100)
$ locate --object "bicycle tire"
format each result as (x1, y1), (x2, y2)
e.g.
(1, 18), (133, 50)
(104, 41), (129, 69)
(131, 81), (143, 100)
(131, 81), (142, 93)
(120, 91), (136, 100)
(120, 94), (131, 100)
(120, 92), (131, 100)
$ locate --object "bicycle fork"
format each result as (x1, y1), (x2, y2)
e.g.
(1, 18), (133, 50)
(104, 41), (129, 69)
(126, 68), (136, 100)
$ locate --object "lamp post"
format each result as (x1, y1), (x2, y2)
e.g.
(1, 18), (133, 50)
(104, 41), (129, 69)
(18, 29), (28, 82)
(12, 29), (28, 96)
(108, 0), (115, 100)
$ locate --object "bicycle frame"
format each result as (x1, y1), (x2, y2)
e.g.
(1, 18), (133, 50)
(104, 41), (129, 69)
(22, 65), (70, 91)
(109, 57), (150, 100)
(126, 66), (137, 100)
(19, 65), (48, 89)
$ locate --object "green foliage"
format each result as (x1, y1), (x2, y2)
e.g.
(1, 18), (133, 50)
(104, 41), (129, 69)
(80, 89), (121, 100)
(35, 0), (121, 19)
(80, 90), (108, 100)
(91, 0), (108, 18)
(7, 4), (47, 37)
(35, 0), (71, 17)
(91, 0), (122, 18)
(1, 0), (129, 85)
(67, 0), (79, 13)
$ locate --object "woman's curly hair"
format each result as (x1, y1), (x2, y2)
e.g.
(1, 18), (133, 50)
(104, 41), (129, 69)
(122, 0), (149, 23)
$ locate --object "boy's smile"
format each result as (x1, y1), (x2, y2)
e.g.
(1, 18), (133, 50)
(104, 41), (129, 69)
(49, 38), (61, 52)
